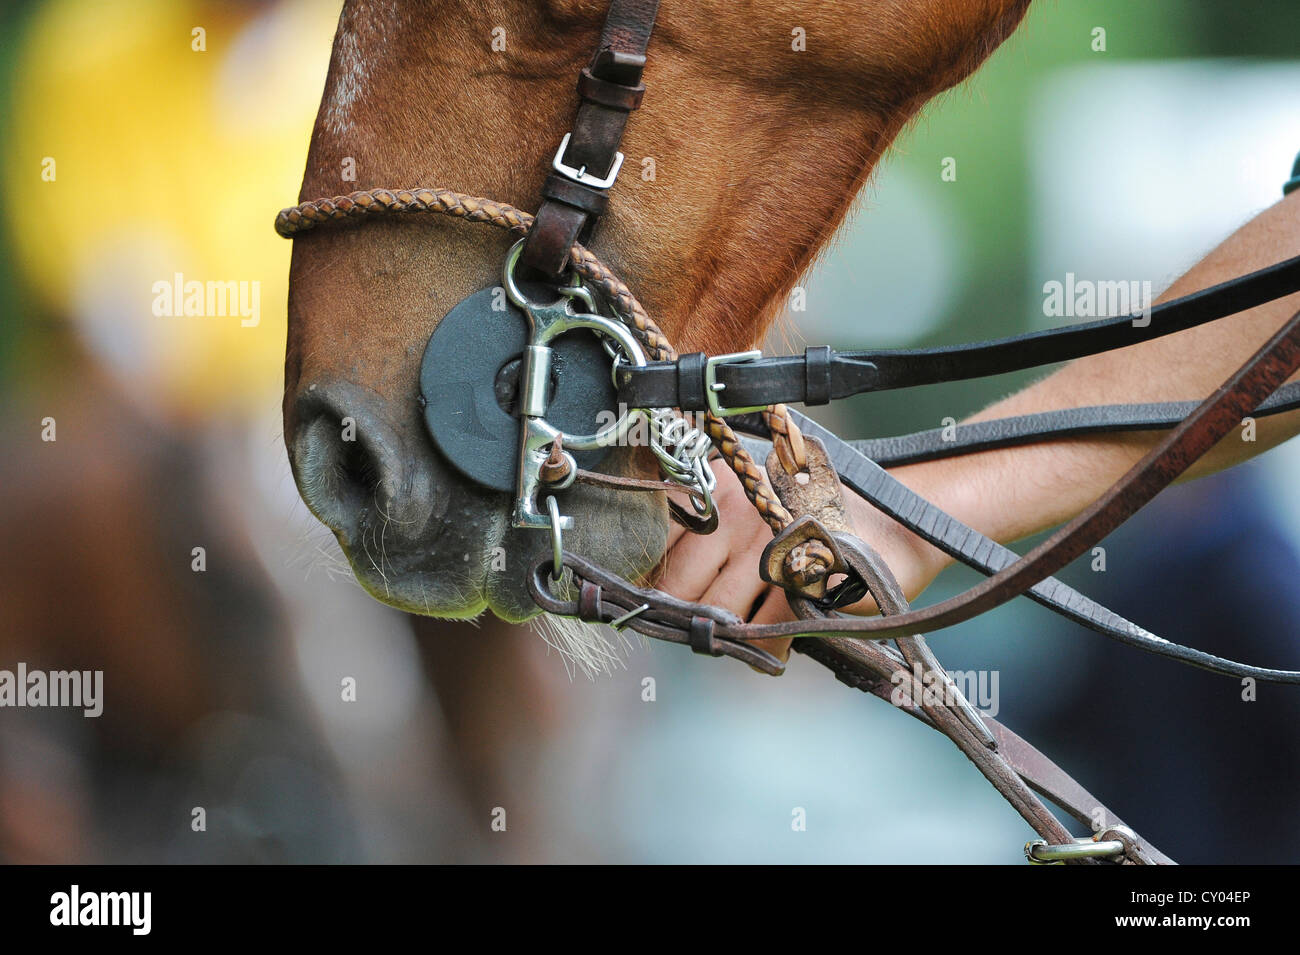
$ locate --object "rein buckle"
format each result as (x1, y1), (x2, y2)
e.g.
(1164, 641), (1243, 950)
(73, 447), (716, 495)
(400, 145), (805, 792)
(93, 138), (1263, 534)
(704, 350), (765, 417)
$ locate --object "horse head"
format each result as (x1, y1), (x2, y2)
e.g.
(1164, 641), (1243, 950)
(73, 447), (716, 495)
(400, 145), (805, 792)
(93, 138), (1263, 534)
(282, 0), (1031, 619)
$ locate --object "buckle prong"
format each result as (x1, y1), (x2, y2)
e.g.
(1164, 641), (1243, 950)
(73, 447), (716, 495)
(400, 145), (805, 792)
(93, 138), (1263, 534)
(552, 133), (624, 189)
(704, 350), (765, 417)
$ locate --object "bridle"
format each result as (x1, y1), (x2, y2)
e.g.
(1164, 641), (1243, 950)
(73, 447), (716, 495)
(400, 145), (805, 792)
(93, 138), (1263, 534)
(277, 0), (1300, 864)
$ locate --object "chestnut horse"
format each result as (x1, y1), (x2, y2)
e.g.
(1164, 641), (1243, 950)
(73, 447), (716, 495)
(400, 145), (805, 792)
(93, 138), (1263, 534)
(283, 0), (1031, 621)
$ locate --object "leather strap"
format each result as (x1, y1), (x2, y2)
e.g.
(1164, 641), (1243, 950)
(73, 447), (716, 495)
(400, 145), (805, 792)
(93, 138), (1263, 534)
(530, 557), (787, 675)
(780, 410), (1300, 681)
(542, 533), (1173, 862)
(531, 308), (1300, 682)
(783, 300), (1299, 652)
(761, 440), (1099, 854)
(768, 443), (1166, 861)
(794, 635), (1173, 863)
(520, 0), (662, 276)
(616, 254), (1300, 410)
(572, 467), (718, 534)
(728, 380), (1300, 468)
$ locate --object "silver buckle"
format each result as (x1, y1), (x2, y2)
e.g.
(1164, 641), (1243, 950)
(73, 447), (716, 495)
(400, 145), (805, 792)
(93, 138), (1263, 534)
(704, 350), (765, 417)
(552, 132), (624, 189)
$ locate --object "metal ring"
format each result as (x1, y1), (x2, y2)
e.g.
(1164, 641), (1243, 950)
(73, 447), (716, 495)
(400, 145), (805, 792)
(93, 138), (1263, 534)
(503, 239), (648, 453)
(546, 496), (565, 582)
(503, 239), (540, 309)
(541, 447), (579, 491)
(502, 238), (594, 312)
(531, 316), (645, 452)
(558, 269), (597, 313)
(1024, 838), (1125, 864)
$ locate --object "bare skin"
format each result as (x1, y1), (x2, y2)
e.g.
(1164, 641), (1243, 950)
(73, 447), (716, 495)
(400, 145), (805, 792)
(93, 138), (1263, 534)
(658, 190), (1300, 654)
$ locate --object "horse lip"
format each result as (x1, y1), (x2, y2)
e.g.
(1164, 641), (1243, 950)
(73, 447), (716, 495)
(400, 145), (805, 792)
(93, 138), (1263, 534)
(287, 380), (667, 620)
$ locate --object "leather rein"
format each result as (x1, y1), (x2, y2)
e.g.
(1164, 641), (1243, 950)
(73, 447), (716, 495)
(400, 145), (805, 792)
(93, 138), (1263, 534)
(278, 0), (1300, 864)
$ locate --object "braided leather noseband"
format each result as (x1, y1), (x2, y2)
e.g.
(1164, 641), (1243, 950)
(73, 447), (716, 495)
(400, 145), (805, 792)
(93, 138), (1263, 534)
(278, 0), (1300, 864)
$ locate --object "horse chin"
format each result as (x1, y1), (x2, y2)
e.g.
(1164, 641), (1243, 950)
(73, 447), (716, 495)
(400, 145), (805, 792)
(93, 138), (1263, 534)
(338, 547), (489, 621)
(327, 483), (667, 625)
(485, 489), (668, 622)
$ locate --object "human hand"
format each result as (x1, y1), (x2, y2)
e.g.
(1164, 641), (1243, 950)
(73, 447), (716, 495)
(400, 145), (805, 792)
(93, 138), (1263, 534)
(655, 458), (950, 664)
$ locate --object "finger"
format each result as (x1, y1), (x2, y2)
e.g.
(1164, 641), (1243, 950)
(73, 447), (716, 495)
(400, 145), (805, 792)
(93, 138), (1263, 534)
(696, 542), (771, 620)
(685, 469), (777, 614)
(750, 585), (794, 624)
(744, 586), (796, 663)
(657, 524), (733, 602)
(658, 460), (758, 599)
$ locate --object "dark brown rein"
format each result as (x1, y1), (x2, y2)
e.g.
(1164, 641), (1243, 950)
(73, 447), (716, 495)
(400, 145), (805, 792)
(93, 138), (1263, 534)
(273, 183), (1203, 864)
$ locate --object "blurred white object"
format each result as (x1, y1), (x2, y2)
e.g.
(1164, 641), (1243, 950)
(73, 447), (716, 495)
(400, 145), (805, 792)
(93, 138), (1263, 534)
(1029, 61), (1300, 308)
(788, 163), (968, 348)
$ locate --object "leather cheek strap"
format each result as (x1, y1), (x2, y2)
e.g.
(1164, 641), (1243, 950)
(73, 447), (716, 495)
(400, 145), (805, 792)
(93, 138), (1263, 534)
(525, 174), (612, 274)
(521, 57), (645, 276)
(520, 0), (661, 277)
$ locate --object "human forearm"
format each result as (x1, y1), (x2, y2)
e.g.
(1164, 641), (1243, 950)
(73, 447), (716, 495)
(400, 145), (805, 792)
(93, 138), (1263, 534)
(868, 191), (1300, 581)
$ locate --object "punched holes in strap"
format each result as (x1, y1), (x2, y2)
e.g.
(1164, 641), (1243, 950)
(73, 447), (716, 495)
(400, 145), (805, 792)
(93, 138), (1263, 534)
(804, 345), (833, 406)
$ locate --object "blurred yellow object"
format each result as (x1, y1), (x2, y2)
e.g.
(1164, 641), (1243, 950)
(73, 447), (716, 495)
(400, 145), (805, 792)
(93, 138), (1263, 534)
(3, 0), (340, 417)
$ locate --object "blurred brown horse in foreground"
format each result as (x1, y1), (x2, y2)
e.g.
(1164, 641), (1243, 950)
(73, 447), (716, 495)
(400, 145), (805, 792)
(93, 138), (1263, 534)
(0, 0), (570, 861)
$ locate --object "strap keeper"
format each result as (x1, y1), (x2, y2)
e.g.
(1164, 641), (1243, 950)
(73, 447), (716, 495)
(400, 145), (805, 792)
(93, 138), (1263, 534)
(677, 352), (708, 411)
(540, 173), (610, 219)
(589, 48), (646, 85)
(687, 615), (720, 656)
(804, 345), (833, 406)
(577, 67), (645, 111)
(577, 581), (604, 623)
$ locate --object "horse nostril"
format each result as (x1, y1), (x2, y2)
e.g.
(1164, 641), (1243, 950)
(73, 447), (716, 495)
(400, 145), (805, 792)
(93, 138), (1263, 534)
(292, 411), (384, 532)
(335, 426), (380, 510)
